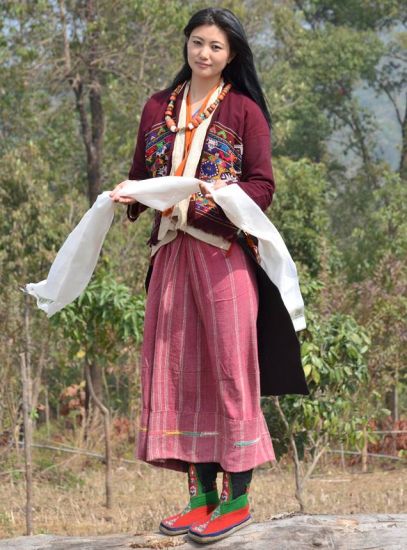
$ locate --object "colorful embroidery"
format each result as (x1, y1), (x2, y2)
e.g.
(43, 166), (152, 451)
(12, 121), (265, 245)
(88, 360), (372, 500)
(199, 122), (243, 184)
(233, 436), (261, 448)
(162, 502), (192, 527)
(144, 122), (174, 177)
(138, 426), (218, 438)
(194, 517), (211, 532)
(220, 473), (231, 502)
(144, 120), (243, 240)
(188, 122), (243, 236)
(189, 464), (198, 497)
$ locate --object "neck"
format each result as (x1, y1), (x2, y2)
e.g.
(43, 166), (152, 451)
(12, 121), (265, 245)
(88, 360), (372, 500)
(189, 74), (221, 102)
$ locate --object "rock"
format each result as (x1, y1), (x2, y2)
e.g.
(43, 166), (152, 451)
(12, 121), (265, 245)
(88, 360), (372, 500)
(0, 514), (406, 550)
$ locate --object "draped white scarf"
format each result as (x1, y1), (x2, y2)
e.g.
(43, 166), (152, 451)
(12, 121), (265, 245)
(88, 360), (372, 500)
(25, 176), (306, 331)
(158, 80), (223, 241)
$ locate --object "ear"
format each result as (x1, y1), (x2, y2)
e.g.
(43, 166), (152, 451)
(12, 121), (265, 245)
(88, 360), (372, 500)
(228, 52), (236, 64)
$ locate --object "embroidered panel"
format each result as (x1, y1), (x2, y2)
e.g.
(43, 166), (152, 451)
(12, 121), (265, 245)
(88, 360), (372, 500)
(144, 121), (243, 242)
(190, 122), (243, 237)
(199, 122), (243, 183)
(145, 122), (174, 178)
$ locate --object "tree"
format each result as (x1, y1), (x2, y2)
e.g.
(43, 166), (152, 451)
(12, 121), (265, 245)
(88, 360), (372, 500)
(263, 282), (373, 511)
(269, 157), (331, 276)
(56, 270), (145, 507)
(0, 142), (78, 443)
(0, 0), (192, 415)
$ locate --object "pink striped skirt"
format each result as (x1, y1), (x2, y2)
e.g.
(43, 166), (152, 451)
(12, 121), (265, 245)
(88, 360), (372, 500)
(136, 232), (275, 472)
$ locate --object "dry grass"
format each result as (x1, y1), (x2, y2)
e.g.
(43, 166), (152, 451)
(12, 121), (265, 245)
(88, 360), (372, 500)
(0, 449), (405, 539)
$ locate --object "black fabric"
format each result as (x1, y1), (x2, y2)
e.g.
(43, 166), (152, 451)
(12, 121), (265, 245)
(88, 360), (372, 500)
(194, 463), (253, 498)
(236, 234), (309, 397)
(230, 469), (253, 499)
(145, 262), (153, 293)
(195, 462), (219, 493)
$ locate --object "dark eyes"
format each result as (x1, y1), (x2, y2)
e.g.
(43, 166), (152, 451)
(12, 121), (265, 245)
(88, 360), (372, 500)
(192, 40), (222, 51)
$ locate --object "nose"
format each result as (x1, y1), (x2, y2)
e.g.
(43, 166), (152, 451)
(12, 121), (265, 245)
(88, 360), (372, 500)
(198, 45), (210, 60)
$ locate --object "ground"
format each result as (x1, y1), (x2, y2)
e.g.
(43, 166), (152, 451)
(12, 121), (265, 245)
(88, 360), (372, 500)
(0, 452), (405, 538)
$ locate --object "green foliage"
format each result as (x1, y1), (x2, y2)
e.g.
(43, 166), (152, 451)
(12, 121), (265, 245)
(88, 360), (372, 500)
(351, 254), (407, 418)
(357, 171), (406, 257)
(0, 143), (78, 282)
(264, 283), (379, 455)
(269, 157), (331, 275)
(55, 270), (145, 363)
(34, 452), (85, 489)
(336, 170), (407, 281)
(50, 270), (146, 413)
(293, 1), (407, 30)
(263, 5), (384, 160)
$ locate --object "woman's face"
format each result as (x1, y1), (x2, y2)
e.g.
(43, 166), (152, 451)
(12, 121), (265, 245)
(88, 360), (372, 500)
(187, 24), (232, 81)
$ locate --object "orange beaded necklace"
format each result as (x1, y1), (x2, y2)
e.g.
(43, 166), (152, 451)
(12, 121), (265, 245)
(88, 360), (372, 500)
(165, 81), (232, 133)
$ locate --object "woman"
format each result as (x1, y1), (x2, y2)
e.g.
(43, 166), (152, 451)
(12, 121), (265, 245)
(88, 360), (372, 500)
(111, 7), (278, 543)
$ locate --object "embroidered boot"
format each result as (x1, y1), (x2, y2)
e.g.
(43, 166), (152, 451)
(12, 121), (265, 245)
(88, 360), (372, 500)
(188, 469), (253, 543)
(159, 463), (219, 536)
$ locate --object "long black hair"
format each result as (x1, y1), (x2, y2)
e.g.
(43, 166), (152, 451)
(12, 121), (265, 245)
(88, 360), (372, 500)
(171, 8), (271, 128)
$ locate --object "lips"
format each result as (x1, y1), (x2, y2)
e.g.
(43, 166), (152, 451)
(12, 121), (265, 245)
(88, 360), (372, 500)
(196, 62), (211, 68)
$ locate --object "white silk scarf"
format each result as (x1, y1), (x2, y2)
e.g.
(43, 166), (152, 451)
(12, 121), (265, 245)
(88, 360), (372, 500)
(26, 176), (306, 331)
(158, 80), (222, 241)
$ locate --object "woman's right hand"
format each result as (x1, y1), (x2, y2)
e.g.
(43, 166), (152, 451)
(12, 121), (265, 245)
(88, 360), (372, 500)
(109, 181), (138, 204)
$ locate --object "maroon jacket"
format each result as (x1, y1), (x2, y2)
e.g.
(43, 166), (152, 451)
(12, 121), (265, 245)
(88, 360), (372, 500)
(127, 87), (275, 244)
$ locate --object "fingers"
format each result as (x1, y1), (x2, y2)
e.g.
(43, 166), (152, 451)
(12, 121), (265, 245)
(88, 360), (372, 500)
(111, 195), (137, 205)
(109, 182), (125, 200)
(110, 180), (140, 204)
(198, 182), (212, 199)
(109, 181), (137, 204)
(118, 196), (137, 204)
(198, 180), (227, 200)
(212, 180), (227, 190)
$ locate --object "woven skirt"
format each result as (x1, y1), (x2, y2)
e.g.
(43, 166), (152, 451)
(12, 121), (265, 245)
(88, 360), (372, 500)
(136, 232), (275, 472)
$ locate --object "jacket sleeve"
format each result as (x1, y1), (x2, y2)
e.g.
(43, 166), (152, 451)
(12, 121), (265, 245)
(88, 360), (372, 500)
(237, 101), (275, 211)
(127, 101), (150, 222)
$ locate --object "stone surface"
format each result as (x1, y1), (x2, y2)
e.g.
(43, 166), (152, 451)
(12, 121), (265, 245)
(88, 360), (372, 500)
(1, 514), (406, 550)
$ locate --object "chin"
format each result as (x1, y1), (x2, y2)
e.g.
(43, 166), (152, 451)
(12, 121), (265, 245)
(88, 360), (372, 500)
(192, 68), (221, 80)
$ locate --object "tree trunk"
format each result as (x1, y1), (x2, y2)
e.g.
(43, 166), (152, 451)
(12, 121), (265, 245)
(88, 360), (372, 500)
(6, 515), (407, 548)
(85, 362), (113, 509)
(60, 0), (105, 417)
(84, 361), (104, 432)
(349, 102), (377, 188)
(21, 294), (33, 535)
(361, 426), (368, 473)
(272, 397), (305, 512)
(398, 91), (407, 181)
(20, 353), (33, 536)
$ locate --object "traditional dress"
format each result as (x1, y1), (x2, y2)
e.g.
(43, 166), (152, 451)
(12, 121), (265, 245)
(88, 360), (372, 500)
(128, 83), (278, 473)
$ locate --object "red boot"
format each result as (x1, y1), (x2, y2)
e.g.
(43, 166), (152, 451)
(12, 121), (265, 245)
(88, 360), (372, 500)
(188, 471), (252, 543)
(159, 464), (219, 536)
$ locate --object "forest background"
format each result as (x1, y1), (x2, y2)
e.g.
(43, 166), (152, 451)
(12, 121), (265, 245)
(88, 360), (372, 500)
(0, 0), (406, 538)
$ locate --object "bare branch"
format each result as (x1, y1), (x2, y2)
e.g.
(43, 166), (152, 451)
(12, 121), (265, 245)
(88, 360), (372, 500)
(58, 0), (72, 77)
(380, 83), (404, 127)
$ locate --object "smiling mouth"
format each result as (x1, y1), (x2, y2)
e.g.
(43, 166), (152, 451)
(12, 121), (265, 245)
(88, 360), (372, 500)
(196, 62), (211, 68)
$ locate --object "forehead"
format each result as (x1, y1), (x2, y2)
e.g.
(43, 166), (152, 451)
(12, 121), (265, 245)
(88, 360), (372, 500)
(190, 24), (229, 45)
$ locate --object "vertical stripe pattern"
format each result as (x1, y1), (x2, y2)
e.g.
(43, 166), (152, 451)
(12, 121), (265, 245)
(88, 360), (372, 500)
(137, 233), (275, 472)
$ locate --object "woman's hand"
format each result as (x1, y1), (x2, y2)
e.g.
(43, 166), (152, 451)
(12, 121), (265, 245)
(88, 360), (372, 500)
(109, 181), (138, 204)
(198, 180), (227, 200)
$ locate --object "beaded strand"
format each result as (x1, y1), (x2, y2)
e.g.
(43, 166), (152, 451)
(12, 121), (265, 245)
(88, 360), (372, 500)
(165, 82), (232, 133)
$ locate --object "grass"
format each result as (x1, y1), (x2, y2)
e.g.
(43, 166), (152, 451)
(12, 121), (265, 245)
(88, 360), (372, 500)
(0, 447), (406, 539)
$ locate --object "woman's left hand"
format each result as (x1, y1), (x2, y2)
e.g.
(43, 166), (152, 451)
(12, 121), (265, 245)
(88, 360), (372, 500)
(198, 180), (227, 199)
